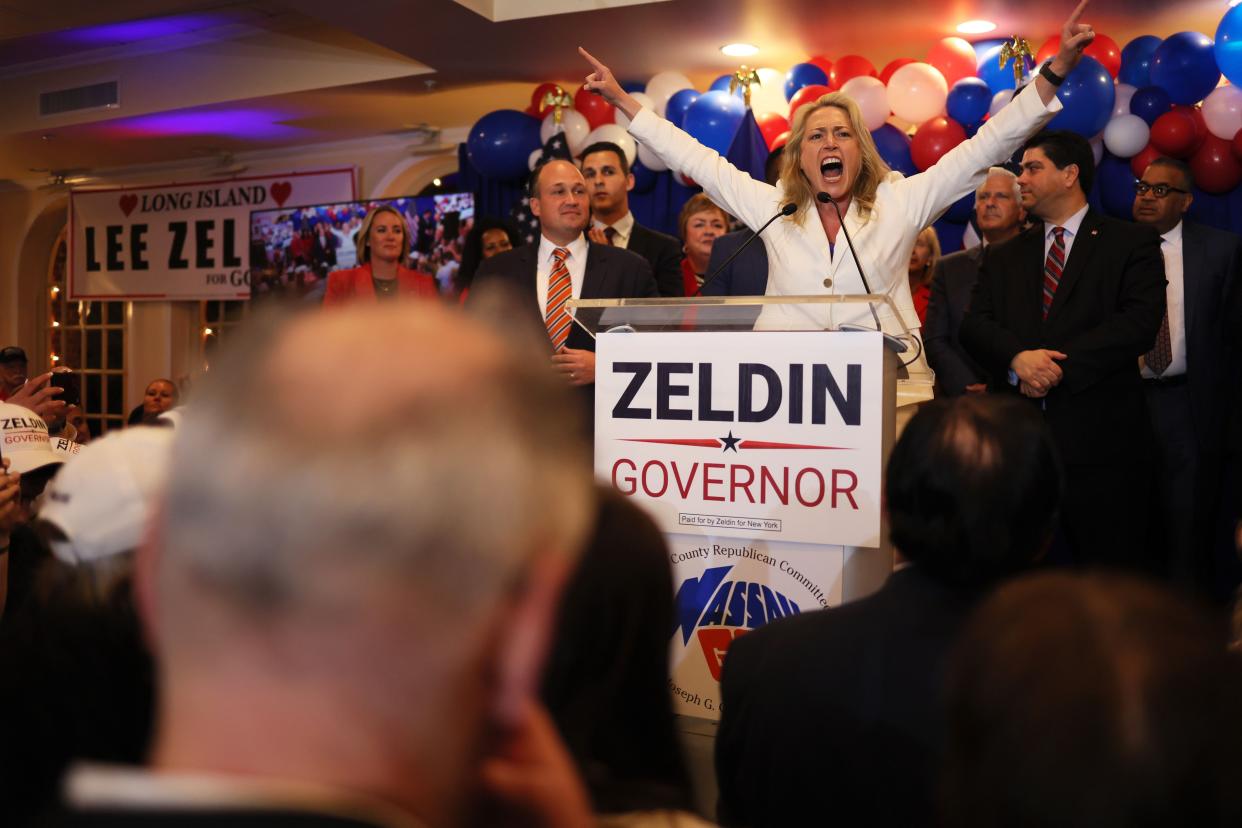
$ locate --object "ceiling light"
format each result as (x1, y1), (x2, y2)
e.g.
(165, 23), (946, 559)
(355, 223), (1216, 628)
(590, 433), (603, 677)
(721, 43), (759, 57)
(957, 20), (997, 34)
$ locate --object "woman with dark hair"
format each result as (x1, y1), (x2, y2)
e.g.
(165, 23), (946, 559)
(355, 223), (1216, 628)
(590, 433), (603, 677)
(322, 206), (437, 306)
(542, 487), (706, 826)
(455, 216), (522, 299)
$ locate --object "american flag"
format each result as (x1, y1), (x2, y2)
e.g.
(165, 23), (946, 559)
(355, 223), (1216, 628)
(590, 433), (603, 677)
(510, 132), (573, 245)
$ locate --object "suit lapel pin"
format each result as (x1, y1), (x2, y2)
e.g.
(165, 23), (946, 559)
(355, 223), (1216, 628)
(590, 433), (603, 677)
(1090, 228), (1099, 237)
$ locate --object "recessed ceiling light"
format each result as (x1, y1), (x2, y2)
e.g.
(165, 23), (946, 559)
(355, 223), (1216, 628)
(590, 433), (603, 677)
(721, 43), (759, 57)
(957, 20), (997, 34)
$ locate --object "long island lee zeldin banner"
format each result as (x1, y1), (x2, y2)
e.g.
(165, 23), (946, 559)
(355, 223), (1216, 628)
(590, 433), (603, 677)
(69, 168), (356, 301)
(595, 330), (885, 719)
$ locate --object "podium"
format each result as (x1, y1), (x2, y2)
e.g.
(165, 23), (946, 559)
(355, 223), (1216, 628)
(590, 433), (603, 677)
(571, 294), (932, 720)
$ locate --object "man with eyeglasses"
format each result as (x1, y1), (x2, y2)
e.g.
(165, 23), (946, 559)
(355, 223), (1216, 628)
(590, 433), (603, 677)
(1133, 158), (1242, 595)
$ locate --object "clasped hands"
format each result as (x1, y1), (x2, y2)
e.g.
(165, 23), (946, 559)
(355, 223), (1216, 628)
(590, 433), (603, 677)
(1011, 349), (1067, 399)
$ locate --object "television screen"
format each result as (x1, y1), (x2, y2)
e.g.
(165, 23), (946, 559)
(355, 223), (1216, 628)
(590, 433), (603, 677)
(248, 192), (473, 304)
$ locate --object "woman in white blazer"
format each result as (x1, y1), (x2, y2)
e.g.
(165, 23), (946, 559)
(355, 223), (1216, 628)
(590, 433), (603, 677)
(578, 1), (1096, 343)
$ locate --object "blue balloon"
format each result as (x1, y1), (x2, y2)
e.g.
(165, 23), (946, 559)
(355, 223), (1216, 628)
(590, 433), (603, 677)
(466, 109), (541, 180)
(1047, 56), (1115, 136)
(977, 43), (1023, 92)
(1150, 31), (1220, 105)
(665, 88), (700, 129)
(1216, 6), (1242, 86)
(1096, 152), (1137, 219)
(683, 90), (747, 155)
(784, 62), (829, 102)
(946, 77), (993, 128)
(1129, 85), (1172, 125)
(621, 80), (646, 94)
(710, 74), (733, 92)
(630, 160), (657, 194)
(944, 191), (975, 223)
(1119, 35), (1162, 87)
(872, 124), (917, 177)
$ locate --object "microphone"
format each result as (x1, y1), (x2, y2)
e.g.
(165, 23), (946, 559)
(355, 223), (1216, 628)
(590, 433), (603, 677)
(816, 191), (908, 355)
(693, 202), (796, 297)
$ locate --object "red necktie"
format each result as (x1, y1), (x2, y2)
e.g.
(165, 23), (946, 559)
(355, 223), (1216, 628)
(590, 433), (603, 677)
(545, 247), (573, 350)
(1042, 226), (1066, 320)
(603, 226), (617, 245)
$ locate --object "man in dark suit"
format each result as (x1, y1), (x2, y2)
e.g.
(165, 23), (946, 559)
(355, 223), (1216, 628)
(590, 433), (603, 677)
(699, 147), (782, 299)
(580, 141), (683, 297)
(960, 130), (1166, 569)
(715, 395), (1062, 828)
(1132, 157), (1242, 591)
(925, 167), (1026, 395)
(473, 158), (657, 389)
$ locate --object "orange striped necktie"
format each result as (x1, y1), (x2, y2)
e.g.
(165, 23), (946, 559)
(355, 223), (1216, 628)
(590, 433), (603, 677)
(545, 246), (573, 349)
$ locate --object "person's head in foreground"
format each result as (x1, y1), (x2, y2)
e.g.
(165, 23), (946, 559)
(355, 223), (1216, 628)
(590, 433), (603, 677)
(135, 303), (594, 827)
(942, 572), (1242, 828)
(886, 394), (1063, 588)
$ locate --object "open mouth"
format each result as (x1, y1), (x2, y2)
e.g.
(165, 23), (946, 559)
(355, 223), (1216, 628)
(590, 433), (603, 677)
(820, 157), (844, 180)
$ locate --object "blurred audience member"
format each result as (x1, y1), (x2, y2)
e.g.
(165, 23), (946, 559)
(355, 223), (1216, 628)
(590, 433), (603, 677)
(716, 395), (1062, 828)
(65, 407), (91, 444)
(457, 216), (521, 298)
(0, 346), (27, 402)
(677, 195), (730, 296)
(5, 370), (67, 424)
(543, 487), (701, 825)
(126, 378), (179, 427)
(323, 206), (437, 305)
(49, 303), (595, 828)
(908, 226), (940, 325)
(943, 572), (1242, 828)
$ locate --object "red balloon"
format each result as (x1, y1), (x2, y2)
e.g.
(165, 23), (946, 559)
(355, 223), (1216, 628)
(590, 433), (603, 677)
(574, 83), (615, 130)
(771, 130), (792, 152)
(1232, 128), (1242, 163)
(1033, 34), (1123, 78)
(880, 58), (917, 86)
(530, 82), (561, 117)
(911, 117), (967, 171)
(789, 83), (832, 123)
(1150, 111), (1199, 158)
(1130, 143), (1164, 178)
(829, 55), (876, 90)
(928, 37), (978, 86)
(808, 54), (833, 79)
(756, 112), (791, 150)
(1191, 134), (1242, 194)
(1035, 36), (1059, 67)
(1172, 104), (1207, 154)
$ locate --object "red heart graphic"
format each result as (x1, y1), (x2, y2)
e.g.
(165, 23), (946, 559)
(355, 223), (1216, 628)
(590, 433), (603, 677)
(270, 181), (292, 207)
(119, 194), (138, 216)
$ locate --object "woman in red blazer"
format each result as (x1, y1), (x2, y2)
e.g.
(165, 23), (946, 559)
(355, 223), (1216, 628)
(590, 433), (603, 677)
(323, 205), (437, 306)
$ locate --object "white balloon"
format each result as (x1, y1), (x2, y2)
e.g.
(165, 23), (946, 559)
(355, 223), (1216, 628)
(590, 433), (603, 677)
(540, 109), (590, 155)
(750, 67), (789, 119)
(615, 92), (654, 129)
(840, 76), (890, 131)
(1090, 135), (1104, 165)
(1102, 114), (1150, 159)
(1112, 83), (1136, 119)
(645, 71), (694, 118)
(637, 141), (668, 172)
(583, 123), (637, 167)
(528, 148), (543, 172)
(886, 62), (948, 125)
(1202, 84), (1242, 140)
(989, 89), (1014, 117)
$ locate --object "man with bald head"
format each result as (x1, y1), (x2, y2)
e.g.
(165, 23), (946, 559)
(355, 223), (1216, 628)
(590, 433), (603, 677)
(472, 159), (657, 391)
(53, 303), (597, 827)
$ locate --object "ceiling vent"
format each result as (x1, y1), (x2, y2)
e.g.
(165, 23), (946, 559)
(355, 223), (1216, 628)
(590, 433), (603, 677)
(39, 81), (119, 117)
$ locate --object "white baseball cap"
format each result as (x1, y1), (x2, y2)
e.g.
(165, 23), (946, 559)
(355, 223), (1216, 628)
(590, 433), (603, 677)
(0, 401), (64, 474)
(38, 425), (174, 564)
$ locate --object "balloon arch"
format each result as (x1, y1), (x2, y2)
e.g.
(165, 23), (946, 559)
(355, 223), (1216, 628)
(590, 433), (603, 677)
(465, 8), (1242, 243)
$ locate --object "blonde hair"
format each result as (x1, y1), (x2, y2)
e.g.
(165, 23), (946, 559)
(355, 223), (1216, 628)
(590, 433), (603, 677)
(911, 226), (941, 286)
(780, 92), (891, 224)
(677, 194), (731, 242)
(355, 206), (412, 265)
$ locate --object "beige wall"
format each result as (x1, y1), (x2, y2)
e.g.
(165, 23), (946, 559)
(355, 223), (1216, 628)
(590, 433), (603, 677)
(0, 138), (457, 414)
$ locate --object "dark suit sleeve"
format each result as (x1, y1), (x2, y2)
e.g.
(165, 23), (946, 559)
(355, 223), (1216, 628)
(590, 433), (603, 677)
(629, 254), (659, 298)
(647, 232), (686, 298)
(1057, 231), (1166, 395)
(701, 234), (738, 297)
(959, 250), (1027, 385)
(715, 631), (760, 827)
(924, 260), (977, 394)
